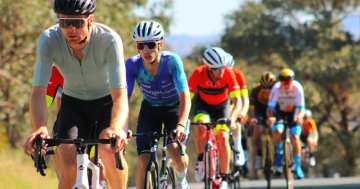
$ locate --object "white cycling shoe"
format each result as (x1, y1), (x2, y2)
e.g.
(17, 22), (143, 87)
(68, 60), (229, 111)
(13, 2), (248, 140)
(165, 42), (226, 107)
(234, 151), (245, 166)
(100, 180), (108, 189)
(310, 157), (316, 166)
(175, 179), (190, 189)
(219, 180), (230, 189)
(195, 161), (204, 182)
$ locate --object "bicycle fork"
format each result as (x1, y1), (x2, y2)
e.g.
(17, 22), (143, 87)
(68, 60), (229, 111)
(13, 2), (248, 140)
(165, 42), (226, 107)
(73, 154), (103, 189)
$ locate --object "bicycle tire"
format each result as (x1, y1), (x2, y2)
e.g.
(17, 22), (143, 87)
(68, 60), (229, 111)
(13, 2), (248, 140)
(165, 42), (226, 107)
(284, 140), (294, 189)
(165, 158), (176, 189)
(264, 140), (271, 189)
(145, 162), (158, 189)
(204, 148), (213, 189)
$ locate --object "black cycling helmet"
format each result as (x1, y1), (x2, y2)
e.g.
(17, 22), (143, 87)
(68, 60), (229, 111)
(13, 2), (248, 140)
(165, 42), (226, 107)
(278, 68), (295, 81)
(260, 71), (276, 88)
(54, 0), (97, 15)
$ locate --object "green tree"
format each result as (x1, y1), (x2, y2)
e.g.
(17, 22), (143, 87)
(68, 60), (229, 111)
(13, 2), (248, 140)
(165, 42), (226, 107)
(221, 0), (360, 177)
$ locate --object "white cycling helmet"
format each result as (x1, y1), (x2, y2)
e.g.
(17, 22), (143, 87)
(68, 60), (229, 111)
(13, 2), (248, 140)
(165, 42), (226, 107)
(203, 47), (227, 68)
(305, 109), (312, 118)
(132, 20), (164, 42)
(225, 52), (235, 68)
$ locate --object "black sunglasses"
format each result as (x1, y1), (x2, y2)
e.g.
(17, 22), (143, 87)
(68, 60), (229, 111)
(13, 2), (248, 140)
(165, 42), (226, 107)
(211, 66), (225, 72)
(58, 16), (91, 29)
(136, 42), (160, 50)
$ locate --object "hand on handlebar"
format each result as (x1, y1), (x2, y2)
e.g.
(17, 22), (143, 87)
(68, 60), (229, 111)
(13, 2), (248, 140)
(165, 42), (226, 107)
(23, 126), (49, 157)
(266, 117), (276, 127)
(230, 119), (237, 130)
(171, 124), (187, 142)
(106, 129), (128, 153)
(249, 118), (258, 126)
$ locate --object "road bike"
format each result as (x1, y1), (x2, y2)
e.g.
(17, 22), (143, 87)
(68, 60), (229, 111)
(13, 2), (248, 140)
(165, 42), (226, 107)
(262, 125), (275, 189)
(130, 129), (185, 189)
(191, 119), (240, 189)
(31, 131), (123, 189)
(282, 118), (295, 189)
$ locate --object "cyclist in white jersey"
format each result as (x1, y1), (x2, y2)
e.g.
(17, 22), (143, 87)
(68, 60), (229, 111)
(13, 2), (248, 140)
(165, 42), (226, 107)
(22, 0), (129, 188)
(267, 68), (305, 179)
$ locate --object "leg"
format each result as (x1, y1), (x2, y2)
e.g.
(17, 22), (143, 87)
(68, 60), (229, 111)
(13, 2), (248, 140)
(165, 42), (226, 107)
(217, 130), (231, 175)
(307, 133), (316, 166)
(271, 123), (284, 174)
(232, 122), (245, 166)
(193, 113), (210, 182)
(57, 144), (78, 188)
(290, 125), (304, 179)
(253, 124), (263, 169)
(135, 154), (151, 189)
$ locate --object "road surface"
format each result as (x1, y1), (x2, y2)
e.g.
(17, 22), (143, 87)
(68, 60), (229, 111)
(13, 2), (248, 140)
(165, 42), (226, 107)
(127, 177), (360, 188)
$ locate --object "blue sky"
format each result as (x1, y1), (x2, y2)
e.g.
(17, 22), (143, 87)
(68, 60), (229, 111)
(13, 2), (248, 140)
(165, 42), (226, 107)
(135, 0), (359, 37)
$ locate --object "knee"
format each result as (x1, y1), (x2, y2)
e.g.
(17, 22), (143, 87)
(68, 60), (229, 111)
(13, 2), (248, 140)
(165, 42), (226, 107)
(272, 130), (281, 139)
(57, 145), (77, 173)
(138, 154), (150, 171)
(196, 125), (207, 136)
(291, 135), (300, 143)
(218, 131), (229, 147)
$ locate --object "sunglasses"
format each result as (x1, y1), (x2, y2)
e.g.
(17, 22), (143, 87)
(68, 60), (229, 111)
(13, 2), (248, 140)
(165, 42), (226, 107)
(58, 16), (91, 29)
(281, 80), (292, 86)
(136, 42), (160, 50)
(211, 66), (225, 72)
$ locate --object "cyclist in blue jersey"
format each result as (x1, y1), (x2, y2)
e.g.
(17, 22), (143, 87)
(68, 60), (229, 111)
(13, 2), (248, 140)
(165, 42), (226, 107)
(126, 20), (191, 189)
(22, 0), (129, 188)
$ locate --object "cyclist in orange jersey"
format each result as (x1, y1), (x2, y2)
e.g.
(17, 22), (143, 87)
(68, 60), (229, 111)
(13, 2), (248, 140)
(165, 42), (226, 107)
(189, 47), (242, 189)
(301, 109), (318, 167)
(224, 53), (249, 177)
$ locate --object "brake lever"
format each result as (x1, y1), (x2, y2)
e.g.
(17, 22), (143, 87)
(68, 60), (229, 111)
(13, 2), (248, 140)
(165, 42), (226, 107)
(110, 135), (124, 170)
(171, 130), (185, 156)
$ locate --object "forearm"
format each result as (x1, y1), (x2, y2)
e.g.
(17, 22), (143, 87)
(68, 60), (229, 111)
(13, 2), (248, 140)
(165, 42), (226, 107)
(230, 97), (241, 121)
(266, 109), (274, 118)
(178, 90), (191, 126)
(248, 108), (255, 119)
(314, 131), (319, 142)
(30, 88), (48, 131)
(109, 89), (129, 132)
(297, 108), (305, 119)
(240, 96), (249, 117)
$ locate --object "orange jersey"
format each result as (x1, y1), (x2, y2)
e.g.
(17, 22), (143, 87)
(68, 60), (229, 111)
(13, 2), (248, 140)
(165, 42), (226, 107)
(302, 118), (317, 136)
(188, 65), (240, 105)
(232, 68), (248, 97)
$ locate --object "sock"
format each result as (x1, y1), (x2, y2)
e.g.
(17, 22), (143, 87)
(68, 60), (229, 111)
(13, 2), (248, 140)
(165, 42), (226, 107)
(175, 168), (187, 184)
(197, 153), (203, 161)
(244, 150), (249, 162)
(276, 142), (283, 154)
(233, 135), (243, 152)
(294, 155), (301, 169)
(221, 173), (229, 182)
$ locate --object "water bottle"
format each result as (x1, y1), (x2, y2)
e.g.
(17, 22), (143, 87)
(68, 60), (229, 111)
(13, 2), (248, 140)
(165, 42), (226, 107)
(159, 171), (168, 189)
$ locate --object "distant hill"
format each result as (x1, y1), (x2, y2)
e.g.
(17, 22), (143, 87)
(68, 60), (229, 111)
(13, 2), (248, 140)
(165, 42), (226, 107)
(165, 16), (359, 57)
(164, 35), (220, 57)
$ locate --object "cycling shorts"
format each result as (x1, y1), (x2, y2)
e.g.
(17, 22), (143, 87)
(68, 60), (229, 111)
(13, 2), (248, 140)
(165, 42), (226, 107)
(271, 108), (302, 135)
(57, 94), (112, 140)
(135, 99), (190, 156)
(254, 110), (267, 126)
(53, 119), (98, 159)
(300, 132), (315, 144)
(194, 94), (231, 135)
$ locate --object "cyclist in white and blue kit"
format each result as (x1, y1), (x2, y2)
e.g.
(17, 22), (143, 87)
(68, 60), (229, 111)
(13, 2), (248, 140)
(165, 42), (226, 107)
(126, 20), (191, 189)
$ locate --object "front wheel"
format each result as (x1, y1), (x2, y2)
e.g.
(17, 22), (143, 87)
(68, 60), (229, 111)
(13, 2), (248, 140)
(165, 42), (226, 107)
(264, 140), (272, 189)
(229, 149), (241, 189)
(165, 158), (175, 189)
(204, 148), (213, 189)
(284, 141), (294, 189)
(145, 162), (158, 189)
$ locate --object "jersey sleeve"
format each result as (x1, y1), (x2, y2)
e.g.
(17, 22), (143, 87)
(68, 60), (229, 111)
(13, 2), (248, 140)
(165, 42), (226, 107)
(125, 58), (136, 99)
(235, 69), (248, 97)
(227, 68), (240, 99)
(168, 53), (189, 94)
(188, 69), (199, 99)
(267, 84), (279, 110)
(295, 82), (305, 109)
(105, 34), (127, 90)
(46, 66), (64, 108)
(33, 31), (55, 87)
(310, 119), (317, 131)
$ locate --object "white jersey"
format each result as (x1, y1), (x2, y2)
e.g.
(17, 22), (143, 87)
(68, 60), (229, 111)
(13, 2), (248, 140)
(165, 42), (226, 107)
(267, 80), (305, 112)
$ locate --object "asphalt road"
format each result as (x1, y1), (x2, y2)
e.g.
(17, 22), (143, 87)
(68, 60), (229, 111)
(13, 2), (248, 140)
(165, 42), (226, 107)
(127, 177), (360, 189)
